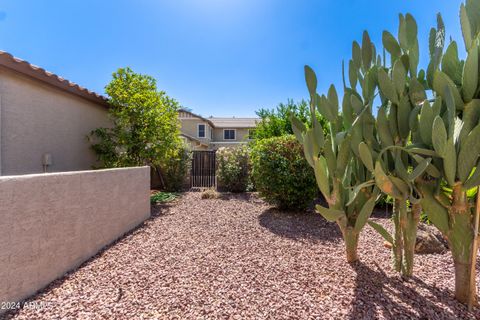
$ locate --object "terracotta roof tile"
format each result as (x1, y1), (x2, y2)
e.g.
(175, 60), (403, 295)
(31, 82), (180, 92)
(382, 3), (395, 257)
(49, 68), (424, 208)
(0, 51), (109, 107)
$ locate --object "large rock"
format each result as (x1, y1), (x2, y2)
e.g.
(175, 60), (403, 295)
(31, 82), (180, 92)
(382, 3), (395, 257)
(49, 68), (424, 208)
(415, 223), (448, 254)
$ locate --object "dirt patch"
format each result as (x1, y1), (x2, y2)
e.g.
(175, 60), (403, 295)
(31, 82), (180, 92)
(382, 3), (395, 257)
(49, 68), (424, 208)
(3, 192), (479, 319)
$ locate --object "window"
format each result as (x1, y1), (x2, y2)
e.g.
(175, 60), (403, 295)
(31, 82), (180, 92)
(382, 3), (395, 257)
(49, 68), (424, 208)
(224, 129), (236, 140)
(198, 124), (206, 138)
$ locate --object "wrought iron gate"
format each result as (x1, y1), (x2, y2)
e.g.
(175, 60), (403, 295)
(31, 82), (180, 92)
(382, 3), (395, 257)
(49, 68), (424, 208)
(191, 151), (216, 188)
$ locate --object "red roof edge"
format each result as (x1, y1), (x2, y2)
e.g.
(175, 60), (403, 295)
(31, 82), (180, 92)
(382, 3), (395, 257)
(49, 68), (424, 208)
(0, 51), (110, 107)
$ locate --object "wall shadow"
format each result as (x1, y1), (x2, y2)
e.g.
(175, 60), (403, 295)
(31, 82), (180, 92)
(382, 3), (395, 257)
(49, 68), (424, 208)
(258, 207), (342, 243)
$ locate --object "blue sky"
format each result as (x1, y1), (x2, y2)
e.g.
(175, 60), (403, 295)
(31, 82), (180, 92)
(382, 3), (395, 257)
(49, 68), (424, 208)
(0, 0), (464, 117)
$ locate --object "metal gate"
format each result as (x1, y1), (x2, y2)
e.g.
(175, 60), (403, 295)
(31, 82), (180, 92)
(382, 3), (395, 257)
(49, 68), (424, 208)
(191, 150), (216, 188)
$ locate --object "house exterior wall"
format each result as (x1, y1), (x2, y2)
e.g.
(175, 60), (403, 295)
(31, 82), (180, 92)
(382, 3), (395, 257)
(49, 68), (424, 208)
(212, 127), (251, 143)
(0, 166), (150, 308)
(179, 118), (213, 142)
(0, 67), (111, 175)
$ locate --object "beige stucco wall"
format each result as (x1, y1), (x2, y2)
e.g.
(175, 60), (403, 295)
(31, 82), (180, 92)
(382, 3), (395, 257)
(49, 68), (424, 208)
(212, 127), (251, 142)
(179, 118), (213, 143)
(0, 66), (111, 175)
(0, 166), (150, 306)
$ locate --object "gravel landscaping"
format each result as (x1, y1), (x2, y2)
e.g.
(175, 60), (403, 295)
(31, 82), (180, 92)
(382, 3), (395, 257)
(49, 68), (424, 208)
(3, 192), (480, 319)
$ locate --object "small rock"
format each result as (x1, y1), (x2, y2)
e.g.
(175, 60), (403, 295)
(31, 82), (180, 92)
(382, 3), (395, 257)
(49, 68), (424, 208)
(415, 223), (448, 254)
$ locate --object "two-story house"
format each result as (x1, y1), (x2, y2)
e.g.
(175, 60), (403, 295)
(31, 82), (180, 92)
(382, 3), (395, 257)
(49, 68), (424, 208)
(178, 109), (258, 150)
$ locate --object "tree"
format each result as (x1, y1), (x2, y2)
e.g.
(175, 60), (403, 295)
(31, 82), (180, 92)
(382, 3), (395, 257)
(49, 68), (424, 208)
(253, 99), (323, 140)
(89, 67), (181, 173)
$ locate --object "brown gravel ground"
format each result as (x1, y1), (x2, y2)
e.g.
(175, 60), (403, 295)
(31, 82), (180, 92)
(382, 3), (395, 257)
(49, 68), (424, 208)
(3, 192), (480, 320)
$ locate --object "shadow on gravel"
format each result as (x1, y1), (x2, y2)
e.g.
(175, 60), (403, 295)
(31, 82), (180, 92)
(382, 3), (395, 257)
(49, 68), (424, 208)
(258, 208), (342, 243)
(349, 262), (477, 320)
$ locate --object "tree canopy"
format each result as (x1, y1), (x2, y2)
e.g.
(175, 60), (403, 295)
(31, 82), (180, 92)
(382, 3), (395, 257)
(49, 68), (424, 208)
(89, 67), (181, 168)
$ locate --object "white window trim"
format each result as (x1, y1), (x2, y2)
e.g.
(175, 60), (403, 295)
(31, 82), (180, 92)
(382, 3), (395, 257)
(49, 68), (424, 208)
(197, 123), (206, 138)
(223, 129), (236, 140)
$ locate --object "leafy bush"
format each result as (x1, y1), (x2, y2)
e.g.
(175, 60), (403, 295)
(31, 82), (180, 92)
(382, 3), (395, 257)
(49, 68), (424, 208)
(159, 143), (191, 192)
(253, 99), (328, 140)
(151, 191), (177, 204)
(216, 146), (250, 192)
(250, 135), (317, 210)
(89, 67), (180, 169)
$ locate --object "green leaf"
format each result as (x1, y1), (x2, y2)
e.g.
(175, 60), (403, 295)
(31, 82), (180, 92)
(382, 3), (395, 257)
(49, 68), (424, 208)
(390, 176), (409, 197)
(374, 161), (401, 198)
(348, 60), (357, 88)
(312, 115), (325, 149)
(418, 183), (449, 235)
(362, 31), (373, 69)
(382, 31), (401, 58)
(314, 156), (330, 198)
(352, 41), (362, 69)
(336, 135), (352, 176)
(290, 115), (306, 143)
(305, 65), (317, 98)
(409, 41), (420, 76)
(459, 99), (480, 144)
(409, 158), (431, 181)
(350, 94), (363, 114)
(303, 129), (320, 167)
(460, 3), (473, 51)
(433, 70), (463, 108)
(457, 123), (480, 182)
(328, 85), (339, 114)
(412, 154), (441, 178)
(316, 94), (336, 122)
(316, 205), (345, 222)
(392, 60), (406, 96)
(429, 27), (436, 59)
(398, 14), (408, 51)
(377, 106), (394, 147)
(394, 154), (410, 181)
(377, 68), (398, 104)
(405, 13), (418, 49)
(368, 221), (394, 244)
(358, 142), (374, 172)
(463, 161), (480, 190)
(441, 42), (461, 84)
(462, 45), (479, 102)
(443, 137), (457, 186)
(409, 78), (427, 105)
(419, 101), (434, 145)
(354, 195), (378, 232)
(324, 138), (337, 176)
(406, 147), (439, 157)
(397, 95), (411, 139)
(347, 180), (376, 206)
(432, 116), (448, 156)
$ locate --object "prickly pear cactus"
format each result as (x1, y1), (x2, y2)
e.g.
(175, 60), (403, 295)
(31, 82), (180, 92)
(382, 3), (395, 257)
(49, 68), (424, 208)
(415, 2), (480, 306)
(292, 34), (381, 263)
(369, 14), (433, 277)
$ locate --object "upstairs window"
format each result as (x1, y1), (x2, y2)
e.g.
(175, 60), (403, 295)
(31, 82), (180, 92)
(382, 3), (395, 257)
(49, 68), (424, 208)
(224, 129), (236, 140)
(198, 124), (206, 138)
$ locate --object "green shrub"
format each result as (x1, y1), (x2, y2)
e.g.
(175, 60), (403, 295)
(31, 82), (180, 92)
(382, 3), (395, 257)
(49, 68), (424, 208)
(160, 143), (191, 192)
(250, 135), (317, 210)
(216, 146), (249, 192)
(151, 191), (177, 204)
